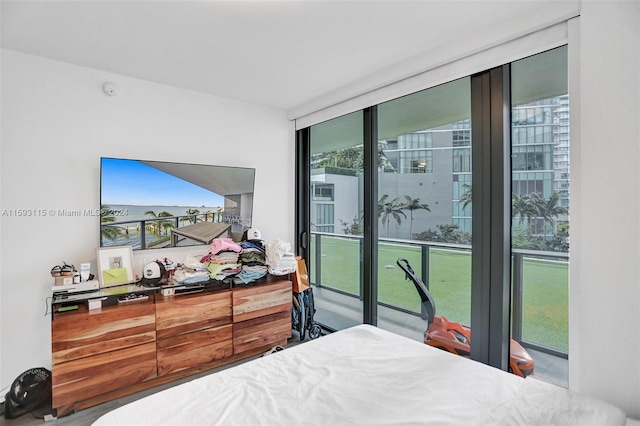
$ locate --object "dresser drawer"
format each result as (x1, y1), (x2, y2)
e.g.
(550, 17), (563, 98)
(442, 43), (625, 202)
(233, 279), (291, 323)
(233, 310), (291, 354)
(157, 324), (233, 376)
(52, 303), (156, 364)
(52, 342), (157, 408)
(156, 290), (232, 339)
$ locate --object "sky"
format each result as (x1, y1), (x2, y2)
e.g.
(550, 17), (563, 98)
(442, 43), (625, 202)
(101, 158), (225, 207)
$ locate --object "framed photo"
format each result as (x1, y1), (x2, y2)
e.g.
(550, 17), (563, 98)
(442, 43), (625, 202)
(96, 245), (135, 288)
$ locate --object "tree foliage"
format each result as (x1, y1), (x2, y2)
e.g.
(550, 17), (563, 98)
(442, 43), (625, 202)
(339, 216), (363, 235)
(459, 183), (473, 211)
(402, 195), (430, 239)
(100, 204), (124, 242)
(414, 224), (472, 244)
(145, 210), (176, 236)
(378, 194), (406, 237)
(312, 145), (389, 171)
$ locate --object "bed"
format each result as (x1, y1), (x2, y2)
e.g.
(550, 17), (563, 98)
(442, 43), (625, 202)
(93, 324), (628, 425)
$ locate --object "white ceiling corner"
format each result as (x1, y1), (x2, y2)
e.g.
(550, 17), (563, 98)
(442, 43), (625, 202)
(1, 1), (567, 115)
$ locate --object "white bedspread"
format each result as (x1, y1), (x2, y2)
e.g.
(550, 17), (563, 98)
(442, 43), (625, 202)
(93, 324), (626, 425)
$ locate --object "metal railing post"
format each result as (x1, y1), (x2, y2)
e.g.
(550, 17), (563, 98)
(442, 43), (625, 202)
(359, 238), (364, 301)
(511, 252), (524, 342)
(421, 245), (430, 290)
(315, 234), (322, 288)
(420, 245), (430, 320)
(140, 220), (147, 249)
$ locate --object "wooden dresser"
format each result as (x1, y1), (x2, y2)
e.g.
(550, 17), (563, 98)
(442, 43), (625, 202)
(50, 277), (291, 417)
(232, 279), (292, 354)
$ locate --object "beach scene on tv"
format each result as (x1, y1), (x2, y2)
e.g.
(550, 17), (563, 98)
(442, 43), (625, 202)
(100, 158), (255, 250)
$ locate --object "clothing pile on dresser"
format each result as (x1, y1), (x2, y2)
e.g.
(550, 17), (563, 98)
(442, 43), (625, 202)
(172, 231), (296, 285)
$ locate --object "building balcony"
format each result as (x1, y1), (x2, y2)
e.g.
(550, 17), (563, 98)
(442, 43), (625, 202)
(307, 232), (568, 388)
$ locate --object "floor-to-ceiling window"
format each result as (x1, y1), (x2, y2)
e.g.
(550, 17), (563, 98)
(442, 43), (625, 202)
(306, 111), (364, 331)
(297, 46), (568, 386)
(376, 78), (472, 340)
(511, 46), (569, 386)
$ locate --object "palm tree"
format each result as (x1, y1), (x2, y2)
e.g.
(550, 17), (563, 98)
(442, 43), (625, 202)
(512, 192), (544, 232)
(100, 205), (124, 243)
(144, 210), (175, 235)
(378, 195), (406, 237)
(459, 183), (473, 213)
(181, 208), (201, 225)
(538, 191), (569, 234)
(402, 195), (430, 239)
(203, 209), (214, 222)
(377, 194), (390, 218)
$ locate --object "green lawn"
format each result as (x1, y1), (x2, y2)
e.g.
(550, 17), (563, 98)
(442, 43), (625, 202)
(311, 236), (568, 352)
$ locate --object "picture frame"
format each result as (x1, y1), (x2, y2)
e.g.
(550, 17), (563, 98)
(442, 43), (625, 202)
(96, 245), (135, 288)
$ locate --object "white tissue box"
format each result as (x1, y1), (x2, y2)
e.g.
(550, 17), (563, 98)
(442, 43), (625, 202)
(87, 299), (102, 310)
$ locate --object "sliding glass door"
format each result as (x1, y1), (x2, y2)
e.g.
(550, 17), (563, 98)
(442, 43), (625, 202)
(510, 46), (569, 386)
(376, 78), (472, 340)
(305, 111), (364, 331)
(296, 46), (569, 386)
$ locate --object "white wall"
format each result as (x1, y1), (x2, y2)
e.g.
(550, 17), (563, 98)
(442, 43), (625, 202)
(0, 4), (4, 396)
(1, 1), (639, 420)
(569, 1), (640, 418)
(0, 49), (294, 388)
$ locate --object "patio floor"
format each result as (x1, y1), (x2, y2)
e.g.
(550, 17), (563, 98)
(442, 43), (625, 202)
(310, 285), (568, 388)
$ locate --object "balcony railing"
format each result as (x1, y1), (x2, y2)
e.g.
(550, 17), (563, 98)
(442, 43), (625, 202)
(309, 231), (569, 359)
(100, 213), (221, 249)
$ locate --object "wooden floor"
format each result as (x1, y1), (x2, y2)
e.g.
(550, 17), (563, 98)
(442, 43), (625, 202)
(0, 335), (307, 426)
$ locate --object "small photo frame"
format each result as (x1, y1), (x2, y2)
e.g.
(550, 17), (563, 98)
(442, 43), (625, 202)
(96, 245), (135, 288)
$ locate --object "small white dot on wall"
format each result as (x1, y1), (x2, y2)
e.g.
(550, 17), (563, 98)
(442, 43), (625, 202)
(103, 82), (118, 96)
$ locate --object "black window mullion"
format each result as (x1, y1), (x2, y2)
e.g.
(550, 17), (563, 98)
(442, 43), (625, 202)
(362, 106), (378, 325)
(488, 65), (512, 371)
(470, 65), (511, 372)
(471, 71), (492, 365)
(295, 127), (310, 261)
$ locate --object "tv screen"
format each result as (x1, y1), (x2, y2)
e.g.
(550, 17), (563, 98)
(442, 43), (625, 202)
(100, 157), (255, 250)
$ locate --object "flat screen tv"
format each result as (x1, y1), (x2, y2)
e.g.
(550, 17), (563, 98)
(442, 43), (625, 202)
(100, 157), (255, 250)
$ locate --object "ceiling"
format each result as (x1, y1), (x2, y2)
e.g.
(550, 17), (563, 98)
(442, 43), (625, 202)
(141, 160), (255, 197)
(1, 1), (555, 113)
